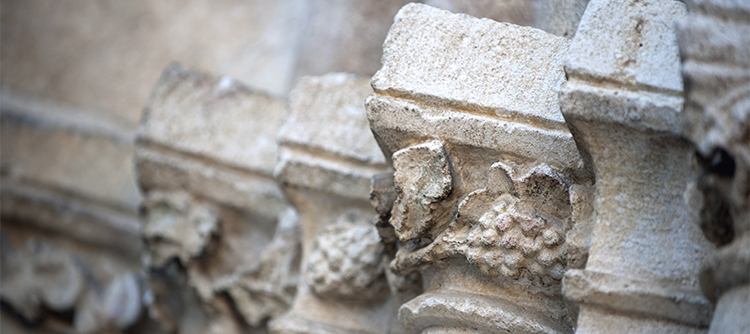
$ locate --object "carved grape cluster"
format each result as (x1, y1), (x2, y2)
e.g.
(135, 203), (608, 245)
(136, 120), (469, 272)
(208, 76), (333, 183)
(464, 194), (567, 285)
(307, 211), (389, 302)
(450, 163), (572, 286)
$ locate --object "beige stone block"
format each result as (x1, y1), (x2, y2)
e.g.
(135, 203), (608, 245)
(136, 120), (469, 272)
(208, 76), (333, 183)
(279, 73), (387, 167)
(137, 63), (288, 219)
(372, 3), (570, 133)
(275, 73), (388, 201)
(564, 0), (686, 93)
(0, 97), (142, 255)
(1, 99), (141, 212)
(270, 73), (395, 334)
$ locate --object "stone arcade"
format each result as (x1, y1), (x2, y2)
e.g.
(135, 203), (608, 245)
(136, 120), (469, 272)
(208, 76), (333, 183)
(1, 1), (747, 333)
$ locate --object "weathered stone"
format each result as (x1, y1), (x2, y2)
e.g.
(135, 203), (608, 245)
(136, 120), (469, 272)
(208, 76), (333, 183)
(366, 4), (591, 332)
(560, 0), (716, 332)
(0, 99), (142, 256)
(136, 64), (299, 331)
(679, 1), (750, 333)
(0, 227), (144, 333)
(270, 73), (396, 334)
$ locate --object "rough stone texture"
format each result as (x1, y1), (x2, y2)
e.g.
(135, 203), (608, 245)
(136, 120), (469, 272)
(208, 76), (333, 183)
(136, 64), (299, 332)
(678, 1), (750, 333)
(293, 0), (412, 79)
(366, 4), (591, 333)
(559, 0), (716, 332)
(371, 4), (571, 132)
(270, 73), (397, 334)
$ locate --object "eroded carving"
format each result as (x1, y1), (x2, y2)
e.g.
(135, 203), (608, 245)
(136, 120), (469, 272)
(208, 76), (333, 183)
(391, 140), (453, 242)
(307, 211), (388, 302)
(0, 236), (142, 333)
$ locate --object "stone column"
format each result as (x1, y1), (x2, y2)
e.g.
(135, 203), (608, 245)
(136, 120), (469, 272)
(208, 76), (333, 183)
(678, 0), (750, 332)
(136, 64), (299, 333)
(268, 73), (396, 334)
(366, 4), (593, 333)
(559, 1), (716, 333)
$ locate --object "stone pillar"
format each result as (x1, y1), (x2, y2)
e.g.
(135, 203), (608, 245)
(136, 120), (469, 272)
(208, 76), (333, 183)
(559, 1), (716, 333)
(268, 73), (397, 334)
(136, 63), (299, 333)
(678, 0), (750, 332)
(366, 4), (592, 333)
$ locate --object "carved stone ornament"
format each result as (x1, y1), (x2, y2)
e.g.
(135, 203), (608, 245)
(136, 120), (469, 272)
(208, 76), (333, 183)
(0, 235), (142, 333)
(269, 73), (399, 334)
(366, 4), (593, 333)
(678, 0), (750, 333)
(136, 64), (300, 332)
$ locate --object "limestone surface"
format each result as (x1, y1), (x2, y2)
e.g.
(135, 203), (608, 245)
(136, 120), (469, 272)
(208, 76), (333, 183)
(271, 73), (395, 334)
(367, 3), (591, 333)
(560, 0), (716, 332)
(679, 0), (750, 333)
(372, 3), (570, 131)
(136, 64), (298, 331)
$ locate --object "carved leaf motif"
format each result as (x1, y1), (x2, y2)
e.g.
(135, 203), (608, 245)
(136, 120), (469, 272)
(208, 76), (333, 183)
(390, 140), (453, 241)
(142, 191), (221, 267)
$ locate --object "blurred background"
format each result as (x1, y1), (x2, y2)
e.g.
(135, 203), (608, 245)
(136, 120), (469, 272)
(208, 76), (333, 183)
(0, 0), (585, 333)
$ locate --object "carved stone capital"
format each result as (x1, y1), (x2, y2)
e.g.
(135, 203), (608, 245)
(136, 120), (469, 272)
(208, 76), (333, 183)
(678, 0), (750, 332)
(366, 4), (592, 333)
(269, 73), (396, 334)
(136, 64), (299, 331)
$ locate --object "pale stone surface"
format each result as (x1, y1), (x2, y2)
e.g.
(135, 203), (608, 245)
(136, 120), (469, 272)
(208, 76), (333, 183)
(423, 0), (541, 26)
(367, 4), (591, 332)
(679, 1), (750, 333)
(0, 226), (144, 333)
(1, 0), (308, 127)
(136, 64), (298, 332)
(560, 0), (715, 332)
(565, 0), (686, 93)
(138, 63), (288, 219)
(535, 0), (590, 38)
(372, 3), (570, 131)
(0, 100), (142, 256)
(293, 0), (412, 79)
(279, 73), (387, 166)
(0, 99), (141, 213)
(270, 73), (396, 334)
